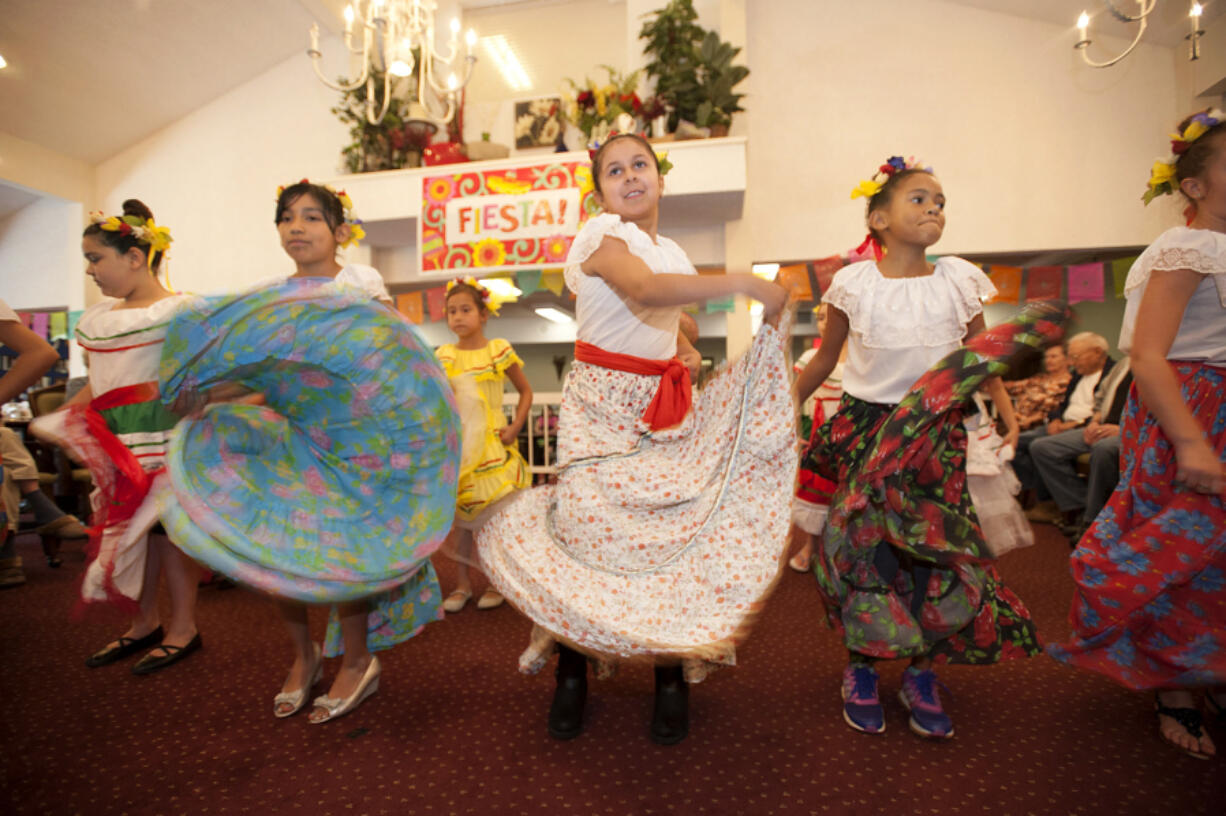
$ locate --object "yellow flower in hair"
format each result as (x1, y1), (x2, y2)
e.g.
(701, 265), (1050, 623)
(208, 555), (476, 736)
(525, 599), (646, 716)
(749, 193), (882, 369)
(340, 221), (365, 249)
(850, 179), (882, 200)
(1149, 159), (1176, 189)
(338, 191), (354, 211)
(1182, 119), (1210, 143)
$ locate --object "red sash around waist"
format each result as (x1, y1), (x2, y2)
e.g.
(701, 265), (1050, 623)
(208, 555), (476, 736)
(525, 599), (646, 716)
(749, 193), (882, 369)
(574, 340), (692, 431)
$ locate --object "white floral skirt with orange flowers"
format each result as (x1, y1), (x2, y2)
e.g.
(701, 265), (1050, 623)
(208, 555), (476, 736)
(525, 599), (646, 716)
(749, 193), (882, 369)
(477, 320), (797, 682)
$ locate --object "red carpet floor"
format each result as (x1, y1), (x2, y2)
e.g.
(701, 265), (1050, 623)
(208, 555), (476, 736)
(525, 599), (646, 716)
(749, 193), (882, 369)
(2, 524), (1223, 815)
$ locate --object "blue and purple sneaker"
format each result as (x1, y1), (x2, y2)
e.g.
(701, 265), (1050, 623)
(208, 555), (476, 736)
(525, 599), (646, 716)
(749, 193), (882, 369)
(899, 667), (954, 739)
(841, 664), (885, 734)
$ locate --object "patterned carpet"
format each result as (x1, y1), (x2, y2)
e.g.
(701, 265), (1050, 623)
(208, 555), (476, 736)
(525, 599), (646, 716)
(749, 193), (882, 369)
(1, 523), (1223, 816)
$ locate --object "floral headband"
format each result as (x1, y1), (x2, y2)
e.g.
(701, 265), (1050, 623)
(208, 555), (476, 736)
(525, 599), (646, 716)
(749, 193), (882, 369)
(276, 178), (366, 248)
(849, 156), (934, 262)
(1143, 109), (1226, 205)
(89, 212), (172, 270)
(850, 155), (934, 201)
(446, 276), (500, 315)
(588, 132), (674, 177)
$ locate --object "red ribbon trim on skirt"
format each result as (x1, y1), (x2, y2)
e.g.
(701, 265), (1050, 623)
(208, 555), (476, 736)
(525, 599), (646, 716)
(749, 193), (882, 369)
(83, 382), (162, 536)
(574, 340), (692, 431)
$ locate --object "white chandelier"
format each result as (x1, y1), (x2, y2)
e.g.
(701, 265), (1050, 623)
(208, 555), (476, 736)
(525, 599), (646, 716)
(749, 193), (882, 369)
(309, 0), (477, 125)
(1074, 1), (1205, 67)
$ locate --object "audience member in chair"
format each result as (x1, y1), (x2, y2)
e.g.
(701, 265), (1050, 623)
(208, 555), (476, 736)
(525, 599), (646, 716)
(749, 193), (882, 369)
(1004, 344), (1071, 430)
(1028, 358), (1133, 540)
(1, 427), (88, 548)
(1011, 331), (1114, 523)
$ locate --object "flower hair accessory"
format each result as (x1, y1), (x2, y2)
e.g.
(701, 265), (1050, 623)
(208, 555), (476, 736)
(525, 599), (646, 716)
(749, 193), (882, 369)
(446, 275), (500, 315)
(587, 130), (674, 177)
(849, 155), (934, 201)
(276, 178), (366, 248)
(1143, 108), (1226, 205)
(89, 212), (172, 270)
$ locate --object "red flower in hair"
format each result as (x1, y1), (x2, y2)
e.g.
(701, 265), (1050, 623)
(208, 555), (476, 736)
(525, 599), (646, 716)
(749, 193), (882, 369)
(1171, 139), (1189, 155)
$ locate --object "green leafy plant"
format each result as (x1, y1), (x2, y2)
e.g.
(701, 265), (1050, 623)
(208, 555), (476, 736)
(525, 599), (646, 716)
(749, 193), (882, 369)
(638, 0), (748, 131)
(331, 66), (435, 173)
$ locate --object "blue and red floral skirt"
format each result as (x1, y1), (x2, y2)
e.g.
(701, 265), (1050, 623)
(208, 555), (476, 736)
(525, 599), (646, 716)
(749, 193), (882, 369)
(805, 304), (1065, 664)
(1048, 362), (1226, 690)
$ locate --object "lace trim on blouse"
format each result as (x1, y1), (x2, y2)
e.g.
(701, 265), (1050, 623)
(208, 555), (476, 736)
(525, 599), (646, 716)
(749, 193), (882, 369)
(1127, 228), (1226, 307)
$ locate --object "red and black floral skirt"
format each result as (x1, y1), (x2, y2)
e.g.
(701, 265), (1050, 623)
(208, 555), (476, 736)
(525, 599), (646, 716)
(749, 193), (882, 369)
(804, 303), (1065, 664)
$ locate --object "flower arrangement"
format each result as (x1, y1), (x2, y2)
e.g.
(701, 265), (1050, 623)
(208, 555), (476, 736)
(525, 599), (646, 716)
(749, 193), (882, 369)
(89, 212), (172, 269)
(331, 65), (437, 173)
(561, 66), (643, 147)
(1144, 108), (1224, 204)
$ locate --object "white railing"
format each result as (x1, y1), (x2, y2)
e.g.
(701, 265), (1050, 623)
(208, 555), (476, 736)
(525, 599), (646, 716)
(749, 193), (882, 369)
(504, 391), (563, 477)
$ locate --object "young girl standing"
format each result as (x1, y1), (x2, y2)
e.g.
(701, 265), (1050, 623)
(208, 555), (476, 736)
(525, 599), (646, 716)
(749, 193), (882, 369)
(32, 199), (202, 674)
(477, 133), (791, 745)
(796, 157), (1040, 739)
(152, 181), (455, 724)
(1049, 110), (1226, 760)
(790, 303), (847, 573)
(436, 278), (531, 613)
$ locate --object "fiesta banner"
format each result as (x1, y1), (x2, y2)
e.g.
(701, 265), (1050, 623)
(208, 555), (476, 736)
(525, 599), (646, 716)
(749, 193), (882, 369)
(419, 160), (598, 278)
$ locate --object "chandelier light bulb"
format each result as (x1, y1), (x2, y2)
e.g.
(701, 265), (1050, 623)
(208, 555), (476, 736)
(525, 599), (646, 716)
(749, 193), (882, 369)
(451, 17), (460, 34)
(448, 73), (458, 91)
(465, 28), (477, 48)
(1191, 3), (1204, 17)
(1077, 11), (1089, 31)
(0, 54), (7, 70)
(344, 4), (355, 24)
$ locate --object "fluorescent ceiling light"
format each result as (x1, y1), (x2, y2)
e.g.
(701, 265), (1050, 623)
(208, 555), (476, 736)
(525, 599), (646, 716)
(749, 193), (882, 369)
(478, 277), (522, 298)
(480, 35), (532, 92)
(751, 263), (779, 279)
(535, 307), (573, 324)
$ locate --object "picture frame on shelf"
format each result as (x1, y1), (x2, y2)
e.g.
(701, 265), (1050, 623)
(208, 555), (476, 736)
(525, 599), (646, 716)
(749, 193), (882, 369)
(513, 96), (563, 150)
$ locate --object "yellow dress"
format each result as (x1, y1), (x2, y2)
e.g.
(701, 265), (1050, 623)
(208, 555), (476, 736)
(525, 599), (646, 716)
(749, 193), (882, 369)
(436, 339), (531, 522)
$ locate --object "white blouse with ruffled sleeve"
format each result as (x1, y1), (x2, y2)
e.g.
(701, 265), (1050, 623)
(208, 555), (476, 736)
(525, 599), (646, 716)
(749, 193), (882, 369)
(1118, 227), (1226, 365)
(563, 213), (695, 360)
(824, 257), (996, 405)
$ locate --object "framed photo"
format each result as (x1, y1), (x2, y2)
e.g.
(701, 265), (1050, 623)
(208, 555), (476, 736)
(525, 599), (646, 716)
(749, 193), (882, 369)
(514, 96), (563, 150)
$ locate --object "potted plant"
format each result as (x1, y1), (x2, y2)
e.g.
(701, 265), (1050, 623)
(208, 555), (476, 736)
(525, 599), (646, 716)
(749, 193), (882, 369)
(638, 0), (748, 136)
(638, 0), (703, 133)
(560, 65), (643, 147)
(332, 67), (437, 172)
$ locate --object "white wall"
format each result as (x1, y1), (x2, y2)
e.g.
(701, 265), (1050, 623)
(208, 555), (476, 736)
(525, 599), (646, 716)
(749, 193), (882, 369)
(744, 0), (1179, 260)
(93, 36), (353, 297)
(0, 196), (85, 310)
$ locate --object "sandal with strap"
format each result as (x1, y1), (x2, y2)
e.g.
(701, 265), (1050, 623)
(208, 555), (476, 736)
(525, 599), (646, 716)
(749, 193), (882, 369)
(274, 643), (324, 718)
(1206, 691), (1226, 721)
(1155, 699), (1214, 760)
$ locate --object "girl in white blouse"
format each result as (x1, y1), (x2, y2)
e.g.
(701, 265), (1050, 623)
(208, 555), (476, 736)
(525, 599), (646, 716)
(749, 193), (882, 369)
(795, 158), (1034, 741)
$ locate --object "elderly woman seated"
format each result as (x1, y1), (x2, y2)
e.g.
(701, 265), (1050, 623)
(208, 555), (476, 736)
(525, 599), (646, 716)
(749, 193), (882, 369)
(1005, 344), (1071, 431)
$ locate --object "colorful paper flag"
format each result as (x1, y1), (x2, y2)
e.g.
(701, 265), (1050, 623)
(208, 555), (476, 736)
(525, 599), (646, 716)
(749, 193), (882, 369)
(705, 296), (735, 314)
(425, 287), (447, 321)
(49, 311), (67, 339)
(1111, 256), (1136, 298)
(1026, 266), (1063, 302)
(986, 265), (1022, 304)
(517, 269), (542, 295)
(396, 292), (424, 324)
(812, 255), (844, 296)
(1067, 263), (1105, 304)
(67, 310), (83, 338)
(541, 269), (565, 296)
(778, 263), (812, 300)
(31, 312), (49, 338)
(16, 312), (31, 328)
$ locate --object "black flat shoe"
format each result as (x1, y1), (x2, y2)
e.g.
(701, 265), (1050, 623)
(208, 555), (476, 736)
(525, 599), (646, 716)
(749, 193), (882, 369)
(547, 645), (587, 740)
(650, 665), (689, 746)
(85, 626), (164, 668)
(131, 633), (202, 675)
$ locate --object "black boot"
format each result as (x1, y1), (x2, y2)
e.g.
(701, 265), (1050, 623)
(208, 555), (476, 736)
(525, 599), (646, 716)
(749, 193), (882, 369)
(547, 645), (587, 740)
(650, 664), (689, 745)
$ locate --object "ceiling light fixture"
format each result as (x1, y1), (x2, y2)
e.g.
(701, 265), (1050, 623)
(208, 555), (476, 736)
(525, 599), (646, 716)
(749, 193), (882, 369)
(1074, 1), (1205, 67)
(480, 35), (532, 92)
(534, 307), (574, 324)
(308, 1), (477, 125)
(751, 263), (780, 280)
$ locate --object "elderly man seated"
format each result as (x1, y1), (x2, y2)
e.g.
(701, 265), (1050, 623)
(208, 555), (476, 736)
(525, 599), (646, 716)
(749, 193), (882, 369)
(1030, 356), (1132, 539)
(1011, 331), (1114, 521)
